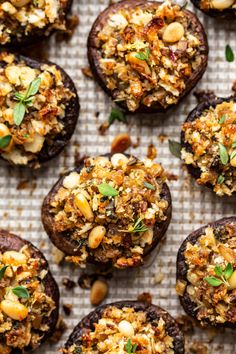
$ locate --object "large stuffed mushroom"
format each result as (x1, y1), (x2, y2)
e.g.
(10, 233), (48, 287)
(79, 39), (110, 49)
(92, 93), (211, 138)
(0, 230), (59, 352)
(42, 153), (172, 269)
(87, 0), (208, 113)
(0, 0), (73, 46)
(0, 52), (79, 168)
(63, 301), (185, 353)
(181, 96), (236, 196)
(191, 0), (236, 18)
(176, 217), (236, 328)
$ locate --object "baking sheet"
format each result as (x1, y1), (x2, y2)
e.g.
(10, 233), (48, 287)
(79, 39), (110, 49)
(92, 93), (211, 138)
(0, 0), (236, 353)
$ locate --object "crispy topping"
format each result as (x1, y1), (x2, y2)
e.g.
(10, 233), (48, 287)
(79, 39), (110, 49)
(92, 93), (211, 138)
(0, 52), (75, 166)
(181, 100), (236, 196)
(49, 154), (169, 268)
(183, 224), (236, 326)
(0, 247), (55, 351)
(0, 0), (69, 45)
(64, 306), (174, 353)
(95, 0), (206, 111)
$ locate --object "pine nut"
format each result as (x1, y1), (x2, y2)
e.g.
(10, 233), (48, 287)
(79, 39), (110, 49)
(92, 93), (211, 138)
(163, 22), (184, 43)
(10, 0), (31, 7)
(118, 320), (134, 337)
(211, 0), (235, 10)
(228, 270), (236, 290)
(88, 226), (106, 249)
(2, 251), (27, 266)
(111, 153), (128, 167)
(1, 300), (28, 321)
(90, 280), (108, 306)
(74, 193), (94, 222)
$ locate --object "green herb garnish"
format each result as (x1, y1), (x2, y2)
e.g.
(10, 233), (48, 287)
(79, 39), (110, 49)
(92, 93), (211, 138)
(225, 44), (234, 62)
(0, 265), (8, 280)
(168, 139), (181, 158)
(98, 183), (119, 197)
(0, 135), (12, 149)
(109, 108), (127, 126)
(135, 48), (150, 62)
(230, 149), (236, 160)
(219, 114), (226, 124)
(13, 77), (41, 126)
(12, 286), (30, 299)
(217, 175), (224, 184)
(125, 339), (137, 353)
(204, 263), (233, 287)
(120, 218), (148, 234)
(144, 181), (155, 190)
(218, 143), (229, 165)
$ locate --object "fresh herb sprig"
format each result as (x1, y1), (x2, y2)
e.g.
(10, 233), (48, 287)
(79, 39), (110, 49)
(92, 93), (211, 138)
(135, 48), (150, 62)
(0, 265), (8, 280)
(218, 143), (229, 165)
(13, 77), (41, 126)
(12, 285), (30, 299)
(168, 139), (181, 158)
(125, 338), (137, 353)
(0, 135), (12, 149)
(120, 218), (148, 234)
(204, 263), (233, 287)
(109, 108), (127, 126)
(144, 181), (155, 190)
(219, 114), (227, 124)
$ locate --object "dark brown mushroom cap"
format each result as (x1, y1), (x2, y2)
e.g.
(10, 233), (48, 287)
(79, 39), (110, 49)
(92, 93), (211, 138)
(176, 216), (236, 328)
(191, 0), (236, 18)
(180, 96), (236, 191)
(41, 154), (172, 267)
(87, 0), (208, 114)
(64, 301), (185, 353)
(0, 53), (80, 168)
(3, 0), (73, 47)
(0, 229), (60, 352)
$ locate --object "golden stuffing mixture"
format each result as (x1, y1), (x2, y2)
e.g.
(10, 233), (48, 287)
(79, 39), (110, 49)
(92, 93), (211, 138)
(181, 100), (236, 196)
(64, 306), (174, 353)
(0, 0), (68, 45)
(0, 52), (75, 166)
(178, 224), (236, 326)
(199, 0), (236, 12)
(49, 154), (169, 268)
(0, 246), (55, 352)
(95, 0), (206, 112)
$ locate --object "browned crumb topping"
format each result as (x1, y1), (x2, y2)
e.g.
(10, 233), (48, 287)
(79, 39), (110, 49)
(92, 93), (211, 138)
(182, 224), (236, 326)
(95, 0), (206, 112)
(181, 100), (236, 196)
(199, 0), (236, 12)
(0, 0), (69, 45)
(64, 306), (174, 353)
(0, 52), (75, 166)
(49, 154), (169, 268)
(0, 246), (55, 352)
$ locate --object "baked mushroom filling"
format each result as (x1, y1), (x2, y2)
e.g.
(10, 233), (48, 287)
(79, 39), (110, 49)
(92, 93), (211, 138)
(0, 246), (55, 351)
(49, 154), (169, 268)
(95, 0), (205, 112)
(0, 0), (68, 45)
(199, 0), (236, 11)
(0, 52), (75, 166)
(64, 306), (175, 353)
(177, 225), (236, 325)
(181, 100), (236, 196)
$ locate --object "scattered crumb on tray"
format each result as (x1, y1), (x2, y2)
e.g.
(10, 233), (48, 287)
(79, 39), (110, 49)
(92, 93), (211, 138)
(159, 134), (168, 143)
(137, 292), (152, 304)
(175, 315), (195, 334)
(52, 246), (65, 265)
(49, 316), (67, 343)
(147, 143), (157, 160)
(82, 66), (93, 78)
(63, 304), (73, 316)
(152, 272), (165, 285)
(62, 278), (76, 290)
(99, 122), (109, 135)
(193, 90), (216, 104)
(166, 171), (179, 181)
(78, 273), (97, 289)
(188, 341), (209, 354)
(132, 136), (141, 148)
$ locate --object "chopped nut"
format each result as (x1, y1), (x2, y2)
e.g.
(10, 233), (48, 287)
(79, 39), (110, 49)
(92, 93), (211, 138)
(90, 279), (108, 306)
(111, 133), (132, 153)
(163, 22), (184, 43)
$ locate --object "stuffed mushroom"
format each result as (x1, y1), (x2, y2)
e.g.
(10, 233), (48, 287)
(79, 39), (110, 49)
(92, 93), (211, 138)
(42, 153), (172, 268)
(181, 96), (236, 196)
(0, 51), (79, 168)
(87, 0), (208, 113)
(191, 0), (236, 18)
(0, 0), (73, 46)
(0, 229), (59, 352)
(63, 301), (185, 353)
(176, 217), (236, 328)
